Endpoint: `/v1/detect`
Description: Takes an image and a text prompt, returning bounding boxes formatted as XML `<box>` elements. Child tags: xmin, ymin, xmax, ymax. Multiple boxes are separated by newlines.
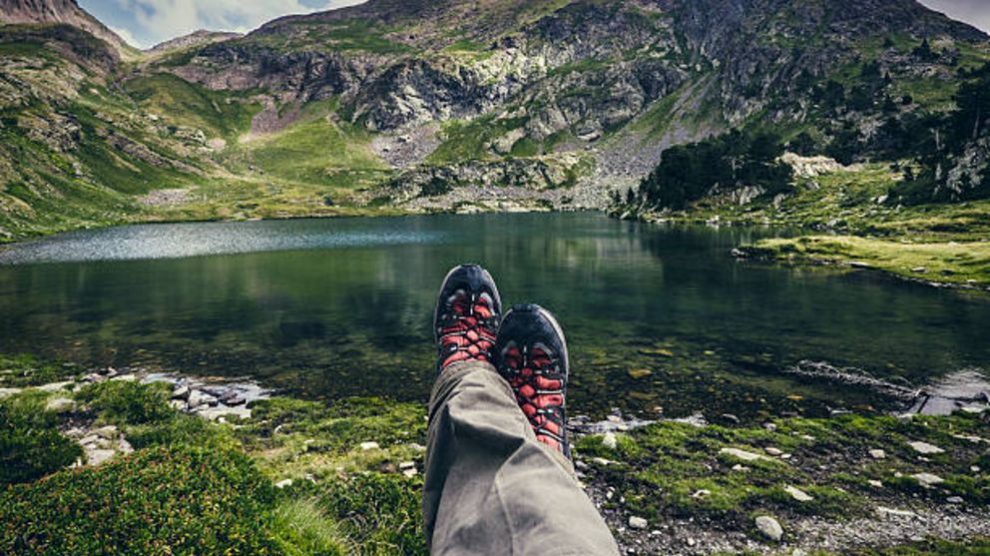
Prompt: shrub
<box><xmin>0</xmin><ymin>392</ymin><xmax>82</xmax><ymax>485</ymax></box>
<box><xmin>0</xmin><ymin>445</ymin><xmax>279</xmax><ymax>554</ymax></box>
<box><xmin>75</xmin><ymin>380</ymin><xmax>175</xmax><ymax>425</ymax></box>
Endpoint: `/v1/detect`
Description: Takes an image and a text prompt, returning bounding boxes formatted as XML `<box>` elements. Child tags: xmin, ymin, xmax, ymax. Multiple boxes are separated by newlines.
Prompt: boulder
<box><xmin>755</xmin><ymin>515</ymin><xmax>783</xmax><ymax>541</ymax></box>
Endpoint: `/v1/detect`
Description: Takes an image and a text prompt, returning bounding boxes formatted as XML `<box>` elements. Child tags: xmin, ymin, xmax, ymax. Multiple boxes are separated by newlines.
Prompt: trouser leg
<box><xmin>423</xmin><ymin>360</ymin><xmax>619</xmax><ymax>556</ymax></box>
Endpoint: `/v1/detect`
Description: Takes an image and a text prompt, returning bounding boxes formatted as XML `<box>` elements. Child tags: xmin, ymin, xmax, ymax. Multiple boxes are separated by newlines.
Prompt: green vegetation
<box><xmin>743</xmin><ymin>235</ymin><xmax>990</xmax><ymax>287</ymax></box>
<box><xmin>577</xmin><ymin>411</ymin><xmax>990</xmax><ymax>522</ymax></box>
<box><xmin>124</xmin><ymin>73</ymin><xmax>261</xmax><ymax>142</ymax></box>
<box><xmin>0</xmin><ymin>445</ymin><xmax>279</xmax><ymax>554</ymax></box>
<box><xmin>228</xmin><ymin>100</ymin><xmax>388</xmax><ymax>189</ymax></box>
<box><xmin>427</xmin><ymin>115</ymin><xmax>528</xmax><ymax>164</ymax></box>
<box><xmin>0</xmin><ymin>354</ymin><xmax>80</xmax><ymax>388</ymax></box>
<box><xmin>0</xmin><ymin>391</ymin><xmax>82</xmax><ymax>485</ymax></box>
<box><xmin>631</xmin><ymin>130</ymin><xmax>793</xmax><ymax>210</ymax></box>
<box><xmin>0</xmin><ymin>377</ymin><xmax>426</xmax><ymax>555</ymax></box>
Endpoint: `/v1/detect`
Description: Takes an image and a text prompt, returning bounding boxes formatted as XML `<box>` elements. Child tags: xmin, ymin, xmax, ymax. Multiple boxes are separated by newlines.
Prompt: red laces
<box><xmin>502</xmin><ymin>343</ymin><xmax>567</xmax><ymax>453</ymax></box>
<box><xmin>438</xmin><ymin>290</ymin><xmax>498</xmax><ymax>371</ymax></box>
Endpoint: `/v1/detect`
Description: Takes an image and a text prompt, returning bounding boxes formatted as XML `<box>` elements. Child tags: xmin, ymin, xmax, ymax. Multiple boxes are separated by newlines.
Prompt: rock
<box><xmin>765</xmin><ymin>447</ymin><xmax>783</xmax><ymax>456</ymax></box>
<box><xmin>947</xmin><ymin>496</ymin><xmax>964</xmax><ymax>504</ymax></box>
<box><xmin>45</xmin><ymin>397</ymin><xmax>75</xmax><ymax>412</ymax></box>
<box><xmin>719</xmin><ymin>413</ymin><xmax>741</xmax><ymax>425</ymax></box>
<box><xmin>399</xmin><ymin>461</ymin><xmax>416</xmax><ymax>470</ymax></box>
<box><xmin>409</xmin><ymin>443</ymin><xmax>427</xmax><ymax>452</ymax></box>
<box><xmin>110</xmin><ymin>374</ymin><xmax>137</xmax><ymax>382</ymax></box>
<box><xmin>907</xmin><ymin>441</ymin><xmax>945</xmax><ymax>455</ymax></box>
<box><xmin>755</xmin><ymin>516</ymin><xmax>783</xmax><ymax>542</ymax></box>
<box><xmin>720</xmin><ymin>447</ymin><xmax>774</xmax><ymax>462</ymax></box>
<box><xmin>87</xmin><ymin>449</ymin><xmax>116</xmax><ymax>466</ymax></box>
<box><xmin>876</xmin><ymin>506</ymin><xmax>918</xmax><ymax>519</ymax></box>
<box><xmin>187</xmin><ymin>389</ymin><xmax>217</xmax><ymax>409</ymax></box>
<box><xmin>731</xmin><ymin>464</ymin><xmax>750</xmax><ymax>472</ymax></box>
<box><xmin>169</xmin><ymin>399</ymin><xmax>188</xmax><ymax>411</ymax></box>
<box><xmin>628</xmin><ymin>516</ymin><xmax>648</xmax><ymax>530</ymax></box>
<box><xmin>275</xmin><ymin>479</ymin><xmax>293</xmax><ymax>489</ymax></box>
<box><xmin>602</xmin><ymin>431</ymin><xmax>618</xmax><ymax>450</ymax></box>
<box><xmin>849</xmin><ymin>261</ymin><xmax>872</xmax><ymax>269</ymax></box>
<box><xmin>37</xmin><ymin>381</ymin><xmax>73</xmax><ymax>392</ymax></box>
<box><xmin>0</xmin><ymin>388</ymin><xmax>23</xmax><ymax>399</ymax></box>
<box><xmin>93</xmin><ymin>425</ymin><xmax>118</xmax><ymax>439</ymax></box>
<box><xmin>360</xmin><ymin>441</ymin><xmax>381</xmax><ymax>451</ymax></box>
<box><xmin>912</xmin><ymin>472</ymin><xmax>944</xmax><ymax>487</ymax></box>
<box><xmin>403</xmin><ymin>468</ymin><xmax>418</xmax><ymax>478</ymax></box>
<box><xmin>784</xmin><ymin>485</ymin><xmax>814</xmax><ymax>502</ymax></box>
<box><xmin>171</xmin><ymin>385</ymin><xmax>190</xmax><ymax>400</ymax></box>
<box><xmin>869</xmin><ymin>449</ymin><xmax>886</xmax><ymax>459</ymax></box>
<box><xmin>868</xmin><ymin>480</ymin><xmax>884</xmax><ymax>489</ymax></box>
<box><xmin>691</xmin><ymin>489</ymin><xmax>711</xmax><ymax>499</ymax></box>
<box><xmin>591</xmin><ymin>457</ymin><xmax>614</xmax><ymax>466</ymax></box>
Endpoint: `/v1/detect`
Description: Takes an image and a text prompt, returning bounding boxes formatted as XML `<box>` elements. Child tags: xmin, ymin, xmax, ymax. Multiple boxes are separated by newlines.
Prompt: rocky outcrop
<box><xmin>0</xmin><ymin>0</ymin><xmax>129</xmax><ymax>55</ymax></box>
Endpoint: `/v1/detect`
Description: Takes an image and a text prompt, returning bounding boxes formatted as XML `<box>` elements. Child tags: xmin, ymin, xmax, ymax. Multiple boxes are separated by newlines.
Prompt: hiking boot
<box><xmin>434</xmin><ymin>264</ymin><xmax>502</xmax><ymax>372</ymax></box>
<box><xmin>495</xmin><ymin>304</ymin><xmax>570</xmax><ymax>457</ymax></box>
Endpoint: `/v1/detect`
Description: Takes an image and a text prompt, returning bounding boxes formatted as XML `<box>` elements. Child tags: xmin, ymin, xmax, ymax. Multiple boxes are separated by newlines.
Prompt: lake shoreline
<box><xmin>3</xmin><ymin>357</ymin><xmax>990</xmax><ymax>554</ymax></box>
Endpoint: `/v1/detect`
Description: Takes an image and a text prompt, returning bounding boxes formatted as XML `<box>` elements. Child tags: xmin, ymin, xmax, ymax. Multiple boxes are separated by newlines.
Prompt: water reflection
<box><xmin>0</xmin><ymin>213</ymin><xmax>987</xmax><ymax>419</ymax></box>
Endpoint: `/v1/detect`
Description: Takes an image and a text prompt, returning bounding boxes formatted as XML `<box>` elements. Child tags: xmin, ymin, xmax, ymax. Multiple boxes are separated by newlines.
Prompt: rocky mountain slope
<box><xmin>0</xmin><ymin>0</ymin><xmax>131</xmax><ymax>55</ymax></box>
<box><xmin>0</xmin><ymin>0</ymin><xmax>988</xmax><ymax>240</ymax></box>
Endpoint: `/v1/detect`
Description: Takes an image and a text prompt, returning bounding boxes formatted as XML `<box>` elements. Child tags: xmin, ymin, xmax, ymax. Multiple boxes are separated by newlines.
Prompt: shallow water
<box><xmin>1</xmin><ymin>213</ymin><xmax>988</xmax><ymax>419</ymax></box>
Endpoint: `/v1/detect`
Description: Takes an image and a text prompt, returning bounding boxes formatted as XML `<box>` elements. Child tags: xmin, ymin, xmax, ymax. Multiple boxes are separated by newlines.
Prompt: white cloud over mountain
<box><xmin>81</xmin><ymin>0</ymin><xmax>367</xmax><ymax>48</ymax></box>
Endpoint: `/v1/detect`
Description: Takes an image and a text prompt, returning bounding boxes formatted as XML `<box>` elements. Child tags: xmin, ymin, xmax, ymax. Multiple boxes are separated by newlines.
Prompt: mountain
<box><xmin>0</xmin><ymin>0</ymin><xmax>131</xmax><ymax>55</ymax></box>
<box><xmin>0</xmin><ymin>0</ymin><xmax>988</xmax><ymax>241</ymax></box>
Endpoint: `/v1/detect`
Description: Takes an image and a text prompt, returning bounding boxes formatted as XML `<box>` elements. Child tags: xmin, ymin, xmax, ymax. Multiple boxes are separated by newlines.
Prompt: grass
<box><xmin>577</xmin><ymin>411</ymin><xmax>990</xmax><ymax>523</ymax></box>
<box><xmin>228</xmin><ymin>100</ymin><xmax>388</xmax><ymax>189</ymax></box>
<box><xmin>426</xmin><ymin>115</ymin><xmax>528</xmax><ymax>164</ymax></box>
<box><xmin>744</xmin><ymin>236</ymin><xmax>990</xmax><ymax>287</ymax></box>
<box><xmin>124</xmin><ymin>73</ymin><xmax>261</xmax><ymax>142</ymax></box>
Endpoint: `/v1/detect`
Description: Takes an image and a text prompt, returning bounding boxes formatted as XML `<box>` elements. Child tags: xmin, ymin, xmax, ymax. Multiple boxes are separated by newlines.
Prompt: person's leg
<box><xmin>424</xmin><ymin>265</ymin><xmax>618</xmax><ymax>555</ymax></box>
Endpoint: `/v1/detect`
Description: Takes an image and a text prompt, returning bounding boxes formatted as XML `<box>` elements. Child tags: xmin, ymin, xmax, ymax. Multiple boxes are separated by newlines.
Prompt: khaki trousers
<box><xmin>424</xmin><ymin>360</ymin><xmax>620</xmax><ymax>555</ymax></box>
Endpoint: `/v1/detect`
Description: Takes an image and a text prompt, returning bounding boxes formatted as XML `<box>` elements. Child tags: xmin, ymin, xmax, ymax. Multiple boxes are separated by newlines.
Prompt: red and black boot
<box><xmin>434</xmin><ymin>264</ymin><xmax>502</xmax><ymax>372</ymax></box>
<box><xmin>495</xmin><ymin>304</ymin><xmax>571</xmax><ymax>458</ymax></box>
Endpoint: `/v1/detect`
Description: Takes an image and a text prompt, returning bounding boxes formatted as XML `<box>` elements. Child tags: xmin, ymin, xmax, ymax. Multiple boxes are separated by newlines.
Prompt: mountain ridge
<box><xmin>0</xmin><ymin>0</ymin><xmax>988</xmax><ymax>241</ymax></box>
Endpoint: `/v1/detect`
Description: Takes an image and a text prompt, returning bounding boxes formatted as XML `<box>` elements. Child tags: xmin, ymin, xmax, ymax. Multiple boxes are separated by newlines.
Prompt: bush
<box><xmin>637</xmin><ymin>130</ymin><xmax>793</xmax><ymax>210</ymax></box>
<box><xmin>0</xmin><ymin>445</ymin><xmax>279</xmax><ymax>554</ymax></box>
<box><xmin>75</xmin><ymin>380</ymin><xmax>175</xmax><ymax>425</ymax></box>
<box><xmin>0</xmin><ymin>393</ymin><xmax>82</xmax><ymax>485</ymax></box>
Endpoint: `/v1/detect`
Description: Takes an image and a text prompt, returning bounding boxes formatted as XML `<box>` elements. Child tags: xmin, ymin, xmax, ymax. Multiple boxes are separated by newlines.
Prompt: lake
<box><xmin>1</xmin><ymin>212</ymin><xmax>988</xmax><ymax>420</ymax></box>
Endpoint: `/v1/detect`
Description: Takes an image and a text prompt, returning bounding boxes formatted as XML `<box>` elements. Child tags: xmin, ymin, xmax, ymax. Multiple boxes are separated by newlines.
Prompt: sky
<box><xmin>79</xmin><ymin>0</ymin><xmax>368</xmax><ymax>48</ymax></box>
<box><xmin>80</xmin><ymin>0</ymin><xmax>989</xmax><ymax>50</ymax></box>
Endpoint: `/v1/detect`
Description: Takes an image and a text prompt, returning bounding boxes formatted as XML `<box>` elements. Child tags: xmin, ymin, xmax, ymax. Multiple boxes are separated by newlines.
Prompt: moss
<box><xmin>318</xmin><ymin>473</ymin><xmax>426</xmax><ymax>555</ymax></box>
<box><xmin>0</xmin><ymin>445</ymin><xmax>279</xmax><ymax>554</ymax></box>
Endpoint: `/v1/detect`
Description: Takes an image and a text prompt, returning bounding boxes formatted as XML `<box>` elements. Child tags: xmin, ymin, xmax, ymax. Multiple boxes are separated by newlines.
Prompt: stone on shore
<box><xmin>628</xmin><ymin>516</ymin><xmax>648</xmax><ymax>530</ymax></box>
<box><xmin>755</xmin><ymin>515</ymin><xmax>783</xmax><ymax>541</ymax></box>
<box><xmin>784</xmin><ymin>485</ymin><xmax>814</xmax><ymax>502</ymax></box>
<box><xmin>907</xmin><ymin>441</ymin><xmax>945</xmax><ymax>455</ymax></box>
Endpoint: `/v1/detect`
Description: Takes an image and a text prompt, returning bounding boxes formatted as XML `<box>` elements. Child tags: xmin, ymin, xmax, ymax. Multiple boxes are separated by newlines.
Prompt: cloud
<box><xmin>109</xmin><ymin>24</ymin><xmax>141</xmax><ymax>48</ymax></box>
<box><xmin>918</xmin><ymin>0</ymin><xmax>990</xmax><ymax>34</ymax></box>
<box><xmin>96</xmin><ymin>0</ymin><xmax>368</xmax><ymax>48</ymax></box>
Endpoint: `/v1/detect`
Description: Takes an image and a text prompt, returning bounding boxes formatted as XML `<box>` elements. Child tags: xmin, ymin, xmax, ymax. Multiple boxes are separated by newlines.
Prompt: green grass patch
<box><xmin>745</xmin><ymin>235</ymin><xmax>990</xmax><ymax>287</ymax></box>
<box><xmin>0</xmin><ymin>391</ymin><xmax>82</xmax><ymax>485</ymax></box>
<box><xmin>124</xmin><ymin>73</ymin><xmax>260</xmax><ymax>142</ymax></box>
<box><xmin>0</xmin><ymin>445</ymin><xmax>279</xmax><ymax>554</ymax></box>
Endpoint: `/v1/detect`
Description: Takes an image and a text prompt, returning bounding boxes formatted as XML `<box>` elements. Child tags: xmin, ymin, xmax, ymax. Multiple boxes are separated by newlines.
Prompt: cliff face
<box><xmin>0</xmin><ymin>0</ymin><xmax>988</xmax><ymax>236</ymax></box>
<box><xmin>0</xmin><ymin>0</ymin><xmax>129</xmax><ymax>54</ymax></box>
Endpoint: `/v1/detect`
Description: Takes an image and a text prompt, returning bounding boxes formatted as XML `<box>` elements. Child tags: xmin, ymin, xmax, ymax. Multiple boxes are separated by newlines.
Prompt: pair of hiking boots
<box><xmin>434</xmin><ymin>264</ymin><xmax>570</xmax><ymax>457</ymax></box>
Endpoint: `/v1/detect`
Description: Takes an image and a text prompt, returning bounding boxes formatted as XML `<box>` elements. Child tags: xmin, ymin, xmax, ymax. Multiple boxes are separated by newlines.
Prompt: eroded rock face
<box><xmin>0</xmin><ymin>0</ymin><xmax>129</xmax><ymax>55</ymax></box>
